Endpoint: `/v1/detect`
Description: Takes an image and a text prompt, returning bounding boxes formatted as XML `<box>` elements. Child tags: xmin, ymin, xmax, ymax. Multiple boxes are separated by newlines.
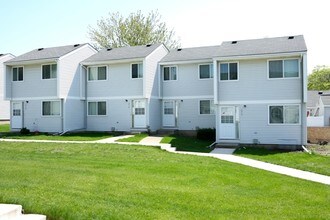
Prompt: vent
<box><xmin>177</xmin><ymin>48</ymin><xmax>182</xmax><ymax>51</ymax></box>
<box><xmin>38</xmin><ymin>48</ymin><xmax>44</xmax><ymax>51</ymax></box>
<box><xmin>74</xmin><ymin>44</ymin><xmax>80</xmax><ymax>47</ymax></box>
<box><xmin>288</xmin><ymin>36</ymin><xmax>294</xmax><ymax>39</ymax></box>
<box><xmin>318</xmin><ymin>91</ymin><xmax>323</xmax><ymax>95</ymax></box>
<box><xmin>231</xmin><ymin>41</ymin><xmax>237</xmax><ymax>44</ymax></box>
<box><xmin>107</xmin><ymin>48</ymin><xmax>112</xmax><ymax>51</ymax></box>
<box><xmin>0</xmin><ymin>54</ymin><xmax>3</xmax><ymax>56</ymax></box>
<box><xmin>146</xmin><ymin>44</ymin><xmax>152</xmax><ymax>47</ymax></box>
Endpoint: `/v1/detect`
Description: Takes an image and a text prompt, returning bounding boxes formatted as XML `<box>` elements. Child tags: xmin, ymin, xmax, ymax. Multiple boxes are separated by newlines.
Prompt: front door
<box><xmin>132</xmin><ymin>100</ymin><xmax>146</xmax><ymax>128</ymax></box>
<box><xmin>12</xmin><ymin>102</ymin><xmax>23</xmax><ymax>129</ymax></box>
<box><xmin>163</xmin><ymin>101</ymin><xmax>176</xmax><ymax>127</ymax></box>
<box><xmin>219</xmin><ymin>106</ymin><xmax>236</xmax><ymax>139</ymax></box>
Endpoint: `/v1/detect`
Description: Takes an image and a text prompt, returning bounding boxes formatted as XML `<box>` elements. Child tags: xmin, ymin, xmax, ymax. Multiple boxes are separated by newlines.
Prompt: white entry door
<box><xmin>219</xmin><ymin>106</ymin><xmax>236</xmax><ymax>139</ymax></box>
<box><xmin>12</xmin><ymin>102</ymin><xmax>23</xmax><ymax>129</ymax></box>
<box><xmin>163</xmin><ymin>101</ymin><xmax>176</xmax><ymax>127</ymax></box>
<box><xmin>132</xmin><ymin>100</ymin><xmax>146</xmax><ymax>128</ymax></box>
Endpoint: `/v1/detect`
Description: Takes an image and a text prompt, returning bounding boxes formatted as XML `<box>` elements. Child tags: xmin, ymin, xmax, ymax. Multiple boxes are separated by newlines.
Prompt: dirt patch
<box><xmin>307</xmin><ymin>145</ymin><xmax>330</xmax><ymax>156</ymax></box>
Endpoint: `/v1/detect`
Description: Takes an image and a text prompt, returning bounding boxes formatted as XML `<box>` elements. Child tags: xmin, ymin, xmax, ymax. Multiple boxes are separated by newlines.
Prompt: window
<box><xmin>132</xmin><ymin>63</ymin><xmax>143</xmax><ymax>78</ymax></box>
<box><xmin>13</xmin><ymin>67</ymin><xmax>23</xmax><ymax>81</ymax></box>
<box><xmin>88</xmin><ymin>66</ymin><xmax>107</xmax><ymax>81</ymax></box>
<box><xmin>200</xmin><ymin>100</ymin><xmax>215</xmax><ymax>114</ymax></box>
<box><xmin>88</xmin><ymin>101</ymin><xmax>106</xmax><ymax>116</ymax></box>
<box><xmin>163</xmin><ymin>66</ymin><xmax>177</xmax><ymax>81</ymax></box>
<box><xmin>220</xmin><ymin>63</ymin><xmax>238</xmax><ymax>80</ymax></box>
<box><xmin>269</xmin><ymin>105</ymin><xmax>299</xmax><ymax>124</ymax></box>
<box><xmin>269</xmin><ymin>59</ymin><xmax>299</xmax><ymax>78</ymax></box>
<box><xmin>42</xmin><ymin>64</ymin><xmax>57</xmax><ymax>79</ymax></box>
<box><xmin>42</xmin><ymin>101</ymin><xmax>60</xmax><ymax>116</ymax></box>
<box><xmin>199</xmin><ymin>64</ymin><xmax>213</xmax><ymax>79</ymax></box>
<box><xmin>133</xmin><ymin>100</ymin><xmax>145</xmax><ymax>115</ymax></box>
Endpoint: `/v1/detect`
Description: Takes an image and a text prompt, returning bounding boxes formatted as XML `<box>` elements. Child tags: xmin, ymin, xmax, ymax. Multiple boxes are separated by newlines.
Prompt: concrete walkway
<box><xmin>1</xmin><ymin>135</ymin><xmax>329</xmax><ymax>185</ymax></box>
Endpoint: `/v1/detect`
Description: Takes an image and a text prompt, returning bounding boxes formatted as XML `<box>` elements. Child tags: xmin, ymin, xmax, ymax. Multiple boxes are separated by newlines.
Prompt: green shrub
<box><xmin>196</xmin><ymin>128</ymin><xmax>215</xmax><ymax>141</ymax></box>
<box><xmin>20</xmin><ymin>127</ymin><xmax>30</xmax><ymax>135</ymax></box>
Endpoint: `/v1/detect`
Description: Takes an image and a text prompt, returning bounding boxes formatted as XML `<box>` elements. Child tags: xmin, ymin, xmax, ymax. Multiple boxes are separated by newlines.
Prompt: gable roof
<box><xmin>308</xmin><ymin>90</ymin><xmax>330</xmax><ymax>107</ymax></box>
<box><xmin>160</xmin><ymin>45</ymin><xmax>221</xmax><ymax>63</ymax></box>
<box><xmin>321</xmin><ymin>95</ymin><xmax>330</xmax><ymax>106</ymax></box>
<box><xmin>5</xmin><ymin>43</ymin><xmax>89</xmax><ymax>64</ymax></box>
<box><xmin>83</xmin><ymin>43</ymin><xmax>166</xmax><ymax>64</ymax></box>
<box><xmin>216</xmin><ymin>35</ymin><xmax>307</xmax><ymax>58</ymax></box>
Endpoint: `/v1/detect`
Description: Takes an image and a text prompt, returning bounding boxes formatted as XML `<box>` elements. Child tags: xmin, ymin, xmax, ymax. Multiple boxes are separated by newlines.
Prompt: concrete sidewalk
<box><xmin>1</xmin><ymin>135</ymin><xmax>329</xmax><ymax>185</ymax></box>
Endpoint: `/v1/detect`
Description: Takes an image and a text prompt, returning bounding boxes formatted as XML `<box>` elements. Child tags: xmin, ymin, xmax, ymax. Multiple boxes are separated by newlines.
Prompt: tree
<box><xmin>308</xmin><ymin>65</ymin><xmax>330</xmax><ymax>90</ymax></box>
<box><xmin>88</xmin><ymin>10</ymin><xmax>180</xmax><ymax>50</ymax></box>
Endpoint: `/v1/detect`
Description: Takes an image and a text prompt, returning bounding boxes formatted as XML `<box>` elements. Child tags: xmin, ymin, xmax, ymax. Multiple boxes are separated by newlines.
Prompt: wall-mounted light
<box><xmin>26</xmin><ymin>101</ymin><xmax>29</xmax><ymax>103</ymax></box>
<box><xmin>125</xmin><ymin>99</ymin><xmax>128</xmax><ymax>102</ymax></box>
<box><xmin>181</xmin><ymin>100</ymin><xmax>183</xmax><ymax>102</ymax></box>
<box><xmin>243</xmin><ymin>105</ymin><xmax>246</xmax><ymax>108</ymax></box>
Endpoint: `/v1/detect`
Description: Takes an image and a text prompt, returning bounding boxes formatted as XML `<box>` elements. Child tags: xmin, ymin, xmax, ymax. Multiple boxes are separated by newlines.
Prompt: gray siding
<box><xmin>0</xmin><ymin>55</ymin><xmax>14</xmax><ymax>119</ymax></box>
<box><xmin>59</xmin><ymin>45</ymin><xmax>96</xmax><ymax>98</ymax></box>
<box><xmin>323</xmin><ymin>106</ymin><xmax>330</xmax><ymax>126</ymax></box>
<box><xmin>162</xmin><ymin>63</ymin><xmax>214</xmax><ymax>97</ymax></box>
<box><xmin>64</xmin><ymin>99</ymin><xmax>85</xmax><ymax>131</ymax></box>
<box><xmin>5</xmin><ymin>66</ymin><xmax>11</xmax><ymax>99</ymax></box>
<box><xmin>87</xmin><ymin>63</ymin><xmax>143</xmax><ymax>98</ymax></box>
<box><xmin>218</xmin><ymin>57</ymin><xmax>302</xmax><ymax>102</ymax></box>
<box><xmin>11</xmin><ymin>64</ymin><xmax>57</xmax><ymax>98</ymax></box>
<box><xmin>148</xmin><ymin>98</ymin><xmax>161</xmax><ymax>131</ymax></box>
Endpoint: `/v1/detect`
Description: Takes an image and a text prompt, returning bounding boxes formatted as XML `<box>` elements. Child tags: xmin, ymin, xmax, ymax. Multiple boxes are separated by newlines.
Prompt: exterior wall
<box><xmin>87</xmin><ymin>99</ymin><xmax>131</xmax><ymax>131</ymax></box>
<box><xmin>0</xmin><ymin>55</ymin><xmax>14</xmax><ymax>120</ymax></box>
<box><xmin>87</xmin><ymin>63</ymin><xmax>143</xmax><ymax>98</ymax></box>
<box><xmin>217</xmin><ymin>57</ymin><xmax>302</xmax><ymax>102</ymax></box>
<box><xmin>162</xmin><ymin>63</ymin><xmax>214</xmax><ymax>97</ymax></box>
<box><xmin>324</xmin><ymin>106</ymin><xmax>330</xmax><ymax>126</ymax></box>
<box><xmin>64</xmin><ymin>99</ymin><xmax>85</xmax><ymax>131</ymax></box>
<box><xmin>12</xmin><ymin>99</ymin><xmax>62</xmax><ymax>132</ymax></box>
<box><xmin>144</xmin><ymin>45</ymin><xmax>168</xmax><ymax>98</ymax></box>
<box><xmin>10</xmin><ymin>64</ymin><xmax>57</xmax><ymax>98</ymax></box>
<box><xmin>308</xmin><ymin>127</ymin><xmax>330</xmax><ymax>143</ymax></box>
<box><xmin>148</xmin><ymin>98</ymin><xmax>161</xmax><ymax>131</ymax></box>
<box><xmin>59</xmin><ymin>45</ymin><xmax>96</xmax><ymax>98</ymax></box>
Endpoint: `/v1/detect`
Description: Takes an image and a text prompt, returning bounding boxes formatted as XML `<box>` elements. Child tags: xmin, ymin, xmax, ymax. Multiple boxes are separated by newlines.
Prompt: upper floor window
<box><xmin>199</xmin><ymin>64</ymin><xmax>213</xmax><ymax>79</ymax></box>
<box><xmin>200</xmin><ymin>100</ymin><xmax>215</xmax><ymax>115</ymax></box>
<box><xmin>132</xmin><ymin>63</ymin><xmax>143</xmax><ymax>79</ymax></box>
<box><xmin>269</xmin><ymin>59</ymin><xmax>299</xmax><ymax>78</ymax></box>
<box><xmin>42</xmin><ymin>64</ymin><xmax>57</xmax><ymax>79</ymax></box>
<box><xmin>42</xmin><ymin>101</ymin><xmax>61</xmax><ymax>116</ymax></box>
<box><xmin>88</xmin><ymin>101</ymin><xmax>106</xmax><ymax>116</ymax></box>
<box><xmin>220</xmin><ymin>63</ymin><xmax>238</xmax><ymax>81</ymax></box>
<box><xmin>269</xmin><ymin>105</ymin><xmax>300</xmax><ymax>124</ymax></box>
<box><xmin>13</xmin><ymin>67</ymin><xmax>23</xmax><ymax>81</ymax></box>
<box><xmin>163</xmin><ymin>66</ymin><xmax>177</xmax><ymax>81</ymax></box>
<box><xmin>88</xmin><ymin>66</ymin><xmax>107</xmax><ymax>81</ymax></box>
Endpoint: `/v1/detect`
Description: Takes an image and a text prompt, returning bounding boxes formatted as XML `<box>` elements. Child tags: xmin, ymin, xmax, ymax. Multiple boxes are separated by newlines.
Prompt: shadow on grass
<box><xmin>234</xmin><ymin>146</ymin><xmax>295</xmax><ymax>156</ymax></box>
<box><xmin>161</xmin><ymin>135</ymin><xmax>213</xmax><ymax>153</ymax></box>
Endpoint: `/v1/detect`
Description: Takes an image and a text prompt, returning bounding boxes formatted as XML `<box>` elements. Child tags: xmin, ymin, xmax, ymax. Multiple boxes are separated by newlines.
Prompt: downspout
<box><xmin>213</xmin><ymin>59</ymin><xmax>219</xmax><ymax>142</ymax></box>
<box><xmin>301</xmin><ymin>53</ymin><xmax>308</xmax><ymax>149</ymax></box>
<box><xmin>82</xmin><ymin>65</ymin><xmax>88</xmax><ymax>130</ymax></box>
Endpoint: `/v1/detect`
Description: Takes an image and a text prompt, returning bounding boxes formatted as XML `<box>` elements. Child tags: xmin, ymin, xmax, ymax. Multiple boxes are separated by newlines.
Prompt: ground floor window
<box><xmin>88</xmin><ymin>101</ymin><xmax>106</xmax><ymax>116</ymax></box>
<box><xmin>42</xmin><ymin>101</ymin><xmax>61</xmax><ymax>116</ymax></box>
<box><xmin>200</xmin><ymin>100</ymin><xmax>215</xmax><ymax>114</ymax></box>
<box><xmin>269</xmin><ymin>105</ymin><xmax>300</xmax><ymax>124</ymax></box>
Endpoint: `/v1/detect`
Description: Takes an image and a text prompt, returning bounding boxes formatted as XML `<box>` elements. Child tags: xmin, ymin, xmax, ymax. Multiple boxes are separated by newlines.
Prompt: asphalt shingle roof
<box><xmin>6</xmin><ymin>43</ymin><xmax>88</xmax><ymax>63</ymax></box>
<box><xmin>83</xmin><ymin>43</ymin><xmax>165</xmax><ymax>63</ymax></box>
<box><xmin>160</xmin><ymin>45</ymin><xmax>221</xmax><ymax>63</ymax></box>
<box><xmin>217</xmin><ymin>35</ymin><xmax>307</xmax><ymax>57</ymax></box>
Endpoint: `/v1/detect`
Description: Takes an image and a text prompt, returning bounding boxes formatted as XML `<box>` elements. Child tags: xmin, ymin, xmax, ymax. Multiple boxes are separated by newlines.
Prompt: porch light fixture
<box><xmin>125</xmin><ymin>99</ymin><xmax>128</xmax><ymax>102</ymax></box>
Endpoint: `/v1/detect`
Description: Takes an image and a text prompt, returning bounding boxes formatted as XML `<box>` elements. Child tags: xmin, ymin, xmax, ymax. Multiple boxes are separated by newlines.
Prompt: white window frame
<box><xmin>268</xmin><ymin>104</ymin><xmax>301</xmax><ymax>125</ymax></box>
<box><xmin>219</xmin><ymin>62</ymin><xmax>239</xmax><ymax>81</ymax></box>
<box><xmin>12</xmin><ymin>66</ymin><xmax>24</xmax><ymax>82</ymax></box>
<box><xmin>41</xmin><ymin>100</ymin><xmax>61</xmax><ymax>117</ymax></box>
<box><xmin>199</xmin><ymin>100</ymin><xmax>215</xmax><ymax>115</ymax></box>
<box><xmin>41</xmin><ymin>63</ymin><xmax>57</xmax><ymax>80</ymax></box>
<box><xmin>131</xmin><ymin>63</ymin><xmax>143</xmax><ymax>79</ymax></box>
<box><xmin>87</xmin><ymin>66</ymin><xmax>108</xmax><ymax>81</ymax></box>
<box><xmin>198</xmin><ymin>63</ymin><xmax>213</xmax><ymax>79</ymax></box>
<box><xmin>163</xmin><ymin>66</ymin><xmax>178</xmax><ymax>81</ymax></box>
<box><xmin>87</xmin><ymin>101</ymin><xmax>107</xmax><ymax>116</ymax></box>
<box><xmin>267</xmin><ymin>58</ymin><xmax>300</xmax><ymax>80</ymax></box>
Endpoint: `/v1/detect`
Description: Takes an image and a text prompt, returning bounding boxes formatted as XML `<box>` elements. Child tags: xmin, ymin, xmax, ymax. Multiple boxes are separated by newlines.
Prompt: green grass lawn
<box><xmin>0</xmin><ymin>124</ymin><xmax>10</xmax><ymax>132</ymax></box>
<box><xmin>234</xmin><ymin>147</ymin><xmax>330</xmax><ymax>176</ymax></box>
<box><xmin>0</xmin><ymin>131</ymin><xmax>117</xmax><ymax>141</ymax></box>
<box><xmin>116</xmin><ymin>133</ymin><xmax>148</xmax><ymax>142</ymax></box>
<box><xmin>161</xmin><ymin>135</ymin><xmax>213</xmax><ymax>153</ymax></box>
<box><xmin>0</xmin><ymin>142</ymin><xmax>328</xmax><ymax>219</ymax></box>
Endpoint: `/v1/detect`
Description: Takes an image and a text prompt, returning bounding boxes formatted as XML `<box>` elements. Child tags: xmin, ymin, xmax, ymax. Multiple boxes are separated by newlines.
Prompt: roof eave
<box><xmin>81</xmin><ymin>57</ymin><xmax>144</xmax><ymax>66</ymax></box>
<box><xmin>213</xmin><ymin>51</ymin><xmax>307</xmax><ymax>61</ymax></box>
<box><xmin>159</xmin><ymin>58</ymin><xmax>213</xmax><ymax>65</ymax></box>
<box><xmin>5</xmin><ymin>58</ymin><xmax>58</xmax><ymax>66</ymax></box>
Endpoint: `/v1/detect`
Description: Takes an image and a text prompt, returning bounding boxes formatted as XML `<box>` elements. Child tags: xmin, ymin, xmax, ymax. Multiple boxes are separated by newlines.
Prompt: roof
<box><xmin>160</xmin><ymin>45</ymin><xmax>221</xmax><ymax>63</ymax></box>
<box><xmin>307</xmin><ymin>90</ymin><xmax>330</xmax><ymax>107</ymax></box>
<box><xmin>216</xmin><ymin>35</ymin><xmax>307</xmax><ymax>57</ymax></box>
<box><xmin>321</xmin><ymin>94</ymin><xmax>330</xmax><ymax>106</ymax></box>
<box><xmin>6</xmin><ymin>43</ymin><xmax>89</xmax><ymax>63</ymax></box>
<box><xmin>83</xmin><ymin>43</ymin><xmax>165</xmax><ymax>63</ymax></box>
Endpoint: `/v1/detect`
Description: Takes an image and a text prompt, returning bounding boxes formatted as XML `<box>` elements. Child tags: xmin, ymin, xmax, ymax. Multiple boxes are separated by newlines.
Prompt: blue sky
<box><xmin>0</xmin><ymin>0</ymin><xmax>329</xmax><ymax>73</ymax></box>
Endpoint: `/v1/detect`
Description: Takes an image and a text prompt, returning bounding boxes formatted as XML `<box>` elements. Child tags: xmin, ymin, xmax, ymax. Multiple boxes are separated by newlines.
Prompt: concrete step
<box><xmin>17</xmin><ymin>214</ymin><xmax>46</xmax><ymax>220</ymax></box>
<box><xmin>0</xmin><ymin>204</ymin><xmax>22</xmax><ymax>219</ymax></box>
<box><xmin>157</xmin><ymin>129</ymin><xmax>178</xmax><ymax>135</ymax></box>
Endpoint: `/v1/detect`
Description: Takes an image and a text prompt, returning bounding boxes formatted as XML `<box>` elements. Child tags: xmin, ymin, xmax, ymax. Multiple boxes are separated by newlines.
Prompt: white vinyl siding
<box><xmin>131</xmin><ymin>63</ymin><xmax>143</xmax><ymax>78</ymax></box>
<box><xmin>163</xmin><ymin>66</ymin><xmax>177</xmax><ymax>81</ymax></box>
<box><xmin>88</xmin><ymin>66</ymin><xmax>107</xmax><ymax>81</ymax></box>
<box><xmin>269</xmin><ymin>105</ymin><xmax>300</xmax><ymax>124</ymax></box>
<box><xmin>88</xmin><ymin>101</ymin><xmax>106</xmax><ymax>116</ymax></box>
<box><xmin>13</xmin><ymin>67</ymin><xmax>23</xmax><ymax>81</ymax></box>
<box><xmin>199</xmin><ymin>64</ymin><xmax>213</xmax><ymax>79</ymax></box>
<box><xmin>220</xmin><ymin>63</ymin><xmax>238</xmax><ymax>81</ymax></box>
<box><xmin>42</xmin><ymin>101</ymin><xmax>61</xmax><ymax>116</ymax></box>
<box><xmin>269</xmin><ymin>59</ymin><xmax>299</xmax><ymax>78</ymax></box>
<box><xmin>200</xmin><ymin>100</ymin><xmax>215</xmax><ymax>114</ymax></box>
<box><xmin>42</xmin><ymin>64</ymin><xmax>57</xmax><ymax>79</ymax></box>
